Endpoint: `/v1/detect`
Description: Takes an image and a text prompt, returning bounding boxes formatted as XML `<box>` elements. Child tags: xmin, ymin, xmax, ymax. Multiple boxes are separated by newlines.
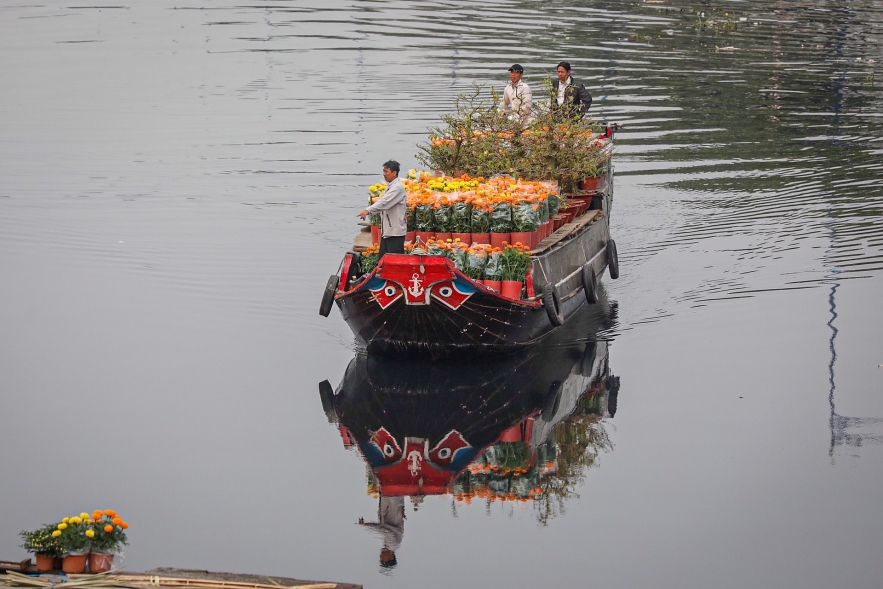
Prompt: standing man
<box><xmin>499</xmin><ymin>63</ymin><xmax>533</xmax><ymax>123</ymax></box>
<box><xmin>358</xmin><ymin>160</ymin><xmax>407</xmax><ymax>257</ymax></box>
<box><xmin>550</xmin><ymin>61</ymin><xmax>592</xmax><ymax>118</ymax></box>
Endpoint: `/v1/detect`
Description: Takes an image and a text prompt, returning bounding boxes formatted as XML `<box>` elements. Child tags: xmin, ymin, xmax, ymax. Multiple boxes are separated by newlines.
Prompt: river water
<box><xmin>2</xmin><ymin>1</ymin><xmax>883</xmax><ymax>588</ymax></box>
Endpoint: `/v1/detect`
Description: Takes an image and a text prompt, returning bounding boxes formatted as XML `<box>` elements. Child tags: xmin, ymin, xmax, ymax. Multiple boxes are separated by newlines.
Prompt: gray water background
<box><xmin>2</xmin><ymin>1</ymin><xmax>883</xmax><ymax>587</ymax></box>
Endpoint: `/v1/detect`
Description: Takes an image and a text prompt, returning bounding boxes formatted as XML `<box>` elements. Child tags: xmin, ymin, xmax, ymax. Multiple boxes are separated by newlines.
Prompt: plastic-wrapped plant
<box><xmin>489</xmin><ymin>200</ymin><xmax>513</xmax><ymax>233</ymax></box>
<box><xmin>512</xmin><ymin>202</ymin><xmax>541</xmax><ymax>232</ymax></box>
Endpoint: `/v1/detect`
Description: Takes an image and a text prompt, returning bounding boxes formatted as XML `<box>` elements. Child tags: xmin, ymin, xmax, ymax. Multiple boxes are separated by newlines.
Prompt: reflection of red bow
<box><xmin>369</xmin><ymin>427</ymin><xmax>402</xmax><ymax>462</ymax></box>
<box><xmin>429</xmin><ymin>430</ymin><xmax>471</xmax><ymax>465</ymax></box>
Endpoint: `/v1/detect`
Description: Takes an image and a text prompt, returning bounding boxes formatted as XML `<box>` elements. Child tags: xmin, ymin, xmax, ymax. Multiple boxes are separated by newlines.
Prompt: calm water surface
<box><xmin>2</xmin><ymin>1</ymin><xmax>883</xmax><ymax>588</ymax></box>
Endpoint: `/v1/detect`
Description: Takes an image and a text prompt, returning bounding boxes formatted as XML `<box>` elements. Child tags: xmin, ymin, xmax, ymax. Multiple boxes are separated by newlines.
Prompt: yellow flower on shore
<box><xmin>52</xmin><ymin>530</ymin><xmax>62</xmax><ymax>538</ymax></box>
<box><xmin>62</xmin><ymin>518</ymin><xmax>70</xmax><ymax>524</ymax></box>
<box><xmin>79</xmin><ymin>512</ymin><xmax>89</xmax><ymax>520</ymax></box>
<box><xmin>85</xmin><ymin>529</ymin><xmax>95</xmax><ymax>538</ymax></box>
<box><xmin>70</xmin><ymin>516</ymin><xmax>82</xmax><ymax>524</ymax></box>
<box><xmin>57</xmin><ymin>523</ymin><xmax>68</xmax><ymax>530</ymax></box>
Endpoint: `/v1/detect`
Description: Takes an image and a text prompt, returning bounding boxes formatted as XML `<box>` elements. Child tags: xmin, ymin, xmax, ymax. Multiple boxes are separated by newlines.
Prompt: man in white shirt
<box><xmin>358</xmin><ymin>160</ymin><xmax>407</xmax><ymax>256</ymax></box>
<box><xmin>499</xmin><ymin>63</ymin><xmax>533</xmax><ymax>123</ymax></box>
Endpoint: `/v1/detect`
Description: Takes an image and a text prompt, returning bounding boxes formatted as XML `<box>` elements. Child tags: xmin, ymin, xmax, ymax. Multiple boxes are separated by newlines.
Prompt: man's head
<box><xmin>556</xmin><ymin>61</ymin><xmax>571</xmax><ymax>83</ymax></box>
<box><xmin>382</xmin><ymin>160</ymin><xmax>400</xmax><ymax>182</ymax></box>
<box><xmin>380</xmin><ymin>549</ymin><xmax>397</xmax><ymax>568</ymax></box>
<box><xmin>508</xmin><ymin>63</ymin><xmax>524</xmax><ymax>84</ymax></box>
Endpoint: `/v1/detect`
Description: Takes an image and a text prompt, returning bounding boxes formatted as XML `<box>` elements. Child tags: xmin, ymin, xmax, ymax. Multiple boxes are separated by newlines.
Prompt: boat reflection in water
<box><xmin>319</xmin><ymin>305</ymin><xmax>621</xmax><ymax>569</ymax></box>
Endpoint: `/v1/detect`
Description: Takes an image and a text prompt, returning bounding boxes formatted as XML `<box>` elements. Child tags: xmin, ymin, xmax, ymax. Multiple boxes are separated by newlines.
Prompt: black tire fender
<box><xmin>607</xmin><ymin>238</ymin><xmax>620</xmax><ymax>279</ymax></box>
<box><xmin>542</xmin><ymin>283</ymin><xmax>564</xmax><ymax>327</ymax></box>
<box><xmin>541</xmin><ymin>380</ymin><xmax>563</xmax><ymax>421</ymax></box>
<box><xmin>319</xmin><ymin>275</ymin><xmax>339</xmax><ymax>317</ymax></box>
<box><xmin>581</xmin><ymin>264</ymin><xmax>598</xmax><ymax>304</ymax></box>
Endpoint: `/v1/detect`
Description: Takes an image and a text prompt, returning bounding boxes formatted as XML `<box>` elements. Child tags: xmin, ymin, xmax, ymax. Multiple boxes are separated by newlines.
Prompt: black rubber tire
<box><xmin>319</xmin><ymin>275</ymin><xmax>339</xmax><ymax>317</ymax></box>
<box><xmin>581</xmin><ymin>264</ymin><xmax>598</xmax><ymax>304</ymax></box>
<box><xmin>541</xmin><ymin>380</ymin><xmax>563</xmax><ymax>421</ymax></box>
<box><xmin>607</xmin><ymin>238</ymin><xmax>620</xmax><ymax>279</ymax></box>
<box><xmin>542</xmin><ymin>283</ymin><xmax>564</xmax><ymax>327</ymax></box>
<box><xmin>318</xmin><ymin>380</ymin><xmax>335</xmax><ymax>422</ymax></box>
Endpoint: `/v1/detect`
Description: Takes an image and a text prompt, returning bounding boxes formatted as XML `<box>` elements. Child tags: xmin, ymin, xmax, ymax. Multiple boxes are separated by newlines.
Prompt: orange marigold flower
<box><xmin>104</xmin><ymin>509</ymin><xmax>116</xmax><ymax>517</ymax></box>
<box><xmin>92</xmin><ymin>510</ymin><xmax>103</xmax><ymax>521</ymax></box>
<box><xmin>104</xmin><ymin>525</ymin><xmax>114</xmax><ymax>533</ymax></box>
<box><xmin>112</xmin><ymin>516</ymin><xmax>122</xmax><ymax>525</ymax></box>
<box><xmin>120</xmin><ymin>522</ymin><xmax>129</xmax><ymax>529</ymax></box>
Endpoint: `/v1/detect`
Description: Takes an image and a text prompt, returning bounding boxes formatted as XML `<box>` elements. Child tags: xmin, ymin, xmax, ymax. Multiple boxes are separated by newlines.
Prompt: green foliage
<box><xmin>416</xmin><ymin>82</ymin><xmax>611</xmax><ymax>192</ymax></box>
<box><xmin>19</xmin><ymin>525</ymin><xmax>63</xmax><ymax>557</ymax></box>
<box><xmin>500</xmin><ymin>245</ymin><xmax>532</xmax><ymax>281</ymax></box>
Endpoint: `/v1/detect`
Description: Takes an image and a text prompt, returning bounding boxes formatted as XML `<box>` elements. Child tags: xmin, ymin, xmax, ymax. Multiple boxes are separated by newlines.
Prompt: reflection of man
<box><xmin>550</xmin><ymin>61</ymin><xmax>592</xmax><ymax>118</ymax></box>
<box><xmin>358</xmin><ymin>495</ymin><xmax>405</xmax><ymax>569</ymax></box>
<box><xmin>499</xmin><ymin>63</ymin><xmax>532</xmax><ymax>122</ymax></box>
<box><xmin>358</xmin><ymin>160</ymin><xmax>407</xmax><ymax>257</ymax></box>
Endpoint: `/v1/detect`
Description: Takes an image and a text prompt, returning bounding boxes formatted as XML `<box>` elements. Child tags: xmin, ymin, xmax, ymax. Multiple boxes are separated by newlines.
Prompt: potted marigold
<box><xmin>20</xmin><ymin>525</ymin><xmax>63</xmax><ymax>572</ymax></box>
<box><xmin>86</xmin><ymin>509</ymin><xmax>129</xmax><ymax>573</ymax></box>
<box><xmin>500</xmin><ymin>243</ymin><xmax>532</xmax><ymax>300</ymax></box>
<box><xmin>52</xmin><ymin>515</ymin><xmax>91</xmax><ymax>573</ymax></box>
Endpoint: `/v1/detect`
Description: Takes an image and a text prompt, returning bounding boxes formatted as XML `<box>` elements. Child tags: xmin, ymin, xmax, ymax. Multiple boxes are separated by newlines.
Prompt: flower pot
<box><xmin>484</xmin><ymin>279</ymin><xmax>502</xmax><ymax>293</ymax></box>
<box><xmin>490</xmin><ymin>232</ymin><xmax>510</xmax><ymax>249</ymax></box>
<box><xmin>500</xmin><ymin>280</ymin><xmax>523</xmax><ymax>300</ymax></box>
<box><xmin>510</xmin><ymin>231</ymin><xmax>533</xmax><ymax>250</ymax></box>
<box><xmin>415</xmin><ymin>231</ymin><xmax>434</xmax><ymax>245</ymax></box>
<box><xmin>405</xmin><ymin>231</ymin><xmax>416</xmax><ymax>245</ymax></box>
<box><xmin>370</xmin><ymin>225</ymin><xmax>381</xmax><ymax>245</ymax></box>
<box><xmin>452</xmin><ymin>232</ymin><xmax>471</xmax><ymax>245</ymax></box>
<box><xmin>471</xmin><ymin>232</ymin><xmax>490</xmax><ymax>245</ymax></box>
<box><xmin>89</xmin><ymin>552</ymin><xmax>114</xmax><ymax>574</ymax></box>
<box><xmin>580</xmin><ymin>176</ymin><xmax>601</xmax><ymax>191</ymax></box>
<box><xmin>434</xmin><ymin>231</ymin><xmax>452</xmax><ymax>243</ymax></box>
<box><xmin>35</xmin><ymin>553</ymin><xmax>56</xmax><ymax>572</ymax></box>
<box><xmin>553</xmin><ymin>214</ymin><xmax>567</xmax><ymax>230</ymax></box>
<box><xmin>62</xmin><ymin>553</ymin><xmax>88</xmax><ymax>574</ymax></box>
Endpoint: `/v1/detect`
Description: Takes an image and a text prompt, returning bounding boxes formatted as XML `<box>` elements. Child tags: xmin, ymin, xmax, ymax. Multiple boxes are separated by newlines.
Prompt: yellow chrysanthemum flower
<box><xmin>52</xmin><ymin>530</ymin><xmax>62</xmax><ymax>538</ymax></box>
<box><xmin>57</xmin><ymin>523</ymin><xmax>68</xmax><ymax>530</ymax></box>
<box><xmin>70</xmin><ymin>516</ymin><xmax>82</xmax><ymax>524</ymax></box>
<box><xmin>62</xmin><ymin>518</ymin><xmax>70</xmax><ymax>524</ymax></box>
<box><xmin>79</xmin><ymin>512</ymin><xmax>89</xmax><ymax>520</ymax></box>
<box><xmin>85</xmin><ymin>529</ymin><xmax>95</xmax><ymax>538</ymax></box>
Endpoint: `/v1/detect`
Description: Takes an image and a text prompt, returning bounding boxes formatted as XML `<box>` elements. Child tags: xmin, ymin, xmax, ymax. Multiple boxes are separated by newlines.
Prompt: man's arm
<box><xmin>366</xmin><ymin>181</ymin><xmax>405</xmax><ymax>213</ymax></box>
<box><xmin>520</xmin><ymin>84</ymin><xmax>533</xmax><ymax>114</ymax></box>
<box><xmin>576</xmin><ymin>83</ymin><xmax>592</xmax><ymax>115</ymax></box>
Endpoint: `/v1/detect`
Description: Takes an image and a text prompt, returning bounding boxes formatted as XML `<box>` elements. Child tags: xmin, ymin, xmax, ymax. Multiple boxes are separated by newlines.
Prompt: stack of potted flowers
<box><xmin>39</xmin><ymin>509</ymin><xmax>130</xmax><ymax>573</ymax></box>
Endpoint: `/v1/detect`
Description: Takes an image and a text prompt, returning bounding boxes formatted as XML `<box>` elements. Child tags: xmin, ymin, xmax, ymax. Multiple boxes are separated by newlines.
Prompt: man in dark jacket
<box><xmin>550</xmin><ymin>61</ymin><xmax>592</xmax><ymax>118</ymax></box>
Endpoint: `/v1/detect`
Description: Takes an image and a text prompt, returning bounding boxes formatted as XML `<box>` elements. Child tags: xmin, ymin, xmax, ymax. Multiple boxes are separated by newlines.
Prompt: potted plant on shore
<box><xmin>53</xmin><ymin>515</ymin><xmax>91</xmax><ymax>573</ymax></box>
<box><xmin>86</xmin><ymin>509</ymin><xmax>129</xmax><ymax>573</ymax></box>
<box><xmin>19</xmin><ymin>525</ymin><xmax>63</xmax><ymax>572</ymax></box>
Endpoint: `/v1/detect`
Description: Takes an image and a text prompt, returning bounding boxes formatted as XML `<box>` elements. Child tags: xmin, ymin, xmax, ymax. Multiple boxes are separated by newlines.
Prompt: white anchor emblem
<box><xmin>407</xmin><ymin>273</ymin><xmax>425</xmax><ymax>298</ymax></box>
<box><xmin>407</xmin><ymin>450</ymin><xmax>423</xmax><ymax>476</ymax></box>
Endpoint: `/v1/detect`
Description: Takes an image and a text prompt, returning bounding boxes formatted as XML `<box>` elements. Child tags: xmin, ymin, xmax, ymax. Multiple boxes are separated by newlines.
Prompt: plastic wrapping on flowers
<box><xmin>414</xmin><ymin>203</ymin><xmax>433</xmax><ymax>231</ymax></box>
<box><xmin>425</xmin><ymin>240</ymin><xmax>447</xmax><ymax>257</ymax></box>
<box><xmin>464</xmin><ymin>248</ymin><xmax>487</xmax><ymax>280</ymax></box>
<box><xmin>432</xmin><ymin>200</ymin><xmax>453</xmax><ymax>232</ymax></box>
<box><xmin>490</xmin><ymin>201</ymin><xmax>513</xmax><ymax>233</ymax></box>
<box><xmin>450</xmin><ymin>199</ymin><xmax>472</xmax><ymax>233</ymax></box>
<box><xmin>406</xmin><ymin>207</ymin><xmax>417</xmax><ymax>232</ymax></box>
<box><xmin>484</xmin><ymin>250</ymin><xmax>503</xmax><ymax>280</ymax></box>
<box><xmin>512</xmin><ymin>202</ymin><xmax>541</xmax><ymax>232</ymax></box>
<box><xmin>540</xmin><ymin>198</ymin><xmax>550</xmax><ymax>223</ymax></box>
<box><xmin>471</xmin><ymin>202</ymin><xmax>491</xmax><ymax>234</ymax></box>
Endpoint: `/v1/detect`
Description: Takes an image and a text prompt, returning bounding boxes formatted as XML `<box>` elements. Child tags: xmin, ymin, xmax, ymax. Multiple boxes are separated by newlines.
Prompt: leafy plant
<box><xmin>500</xmin><ymin>243</ymin><xmax>532</xmax><ymax>281</ymax></box>
<box><xmin>19</xmin><ymin>525</ymin><xmax>63</xmax><ymax>557</ymax></box>
<box><xmin>86</xmin><ymin>510</ymin><xmax>129</xmax><ymax>554</ymax></box>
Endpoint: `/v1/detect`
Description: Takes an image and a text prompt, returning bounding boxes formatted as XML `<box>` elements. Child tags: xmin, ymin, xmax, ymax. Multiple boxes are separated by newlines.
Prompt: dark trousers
<box><xmin>379</xmin><ymin>235</ymin><xmax>405</xmax><ymax>257</ymax></box>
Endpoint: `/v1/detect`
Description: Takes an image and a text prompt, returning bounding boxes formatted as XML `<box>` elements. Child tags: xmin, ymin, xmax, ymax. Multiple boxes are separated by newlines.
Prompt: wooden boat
<box><xmin>320</xmin><ymin>128</ymin><xmax>619</xmax><ymax>359</ymax></box>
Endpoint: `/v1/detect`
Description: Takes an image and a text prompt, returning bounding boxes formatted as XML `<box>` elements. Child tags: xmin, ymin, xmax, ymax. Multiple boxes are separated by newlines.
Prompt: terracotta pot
<box><xmin>484</xmin><ymin>279</ymin><xmax>502</xmax><ymax>293</ymax></box>
<box><xmin>553</xmin><ymin>214</ymin><xmax>567</xmax><ymax>230</ymax></box>
<box><xmin>452</xmin><ymin>232</ymin><xmax>471</xmax><ymax>245</ymax></box>
<box><xmin>471</xmin><ymin>232</ymin><xmax>490</xmax><ymax>245</ymax></box>
<box><xmin>580</xmin><ymin>176</ymin><xmax>601</xmax><ymax>191</ymax></box>
<box><xmin>510</xmin><ymin>231</ymin><xmax>533</xmax><ymax>249</ymax></box>
<box><xmin>490</xmin><ymin>232</ymin><xmax>510</xmax><ymax>249</ymax></box>
<box><xmin>434</xmin><ymin>231</ymin><xmax>452</xmax><ymax>243</ymax></box>
<box><xmin>62</xmin><ymin>554</ymin><xmax>88</xmax><ymax>574</ymax></box>
<box><xmin>89</xmin><ymin>552</ymin><xmax>114</xmax><ymax>574</ymax></box>
<box><xmin>35</xmin><ymin>553</ymin><xmax>56</xmax><ymax>572</ymax></box>
<box><xmin>370</xmin><ymin>225</ymin><xmax>381</xmax><ymax>245</ymax></box>
<box><xmin>415</xmin><ymin>231</ymin><xmax>434</xmax><ymax>245</ymax></box>
<box><xmin>500</xmin><ymin>280</ymin><xmax>523</xmax><ymax>300</ymax></box>
<box><xmin>405</xmin><ymin>231</ymin><xmax>416</xmax><ymax>245</ymax></box>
